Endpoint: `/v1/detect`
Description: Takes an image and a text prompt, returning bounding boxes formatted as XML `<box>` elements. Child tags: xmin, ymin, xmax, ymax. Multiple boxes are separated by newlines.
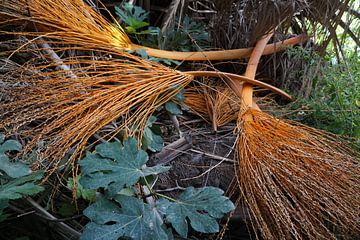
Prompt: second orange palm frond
<box><xmin>233</xmin><ymin>32</ymin><xmax>360</xmax><ymax>239</ymax></box>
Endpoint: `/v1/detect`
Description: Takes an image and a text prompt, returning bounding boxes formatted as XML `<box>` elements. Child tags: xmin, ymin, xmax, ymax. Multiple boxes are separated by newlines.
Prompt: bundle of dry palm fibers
<box><xmin>184</xmin><ymin>85</ymin><xmax>240</xmax><ymax>130</ymax></box>
<box><xmin>0</xmin><ymin>53</ymin><xmax>192</xmax><ymax>168</ymax></box>
<box><xmin>0</xmin><ymin>0</ymin><xmax>307</xmax><ymax>61</ymax></box>
<box><xmin>0</xmin><ymin>46</ymin><xmax>292</xmax><ymax>175</ymax></box>
<box><xmin>234</xmin><ymin>32</ymin><xmax>360</xmax><ymax>239</ymax></box>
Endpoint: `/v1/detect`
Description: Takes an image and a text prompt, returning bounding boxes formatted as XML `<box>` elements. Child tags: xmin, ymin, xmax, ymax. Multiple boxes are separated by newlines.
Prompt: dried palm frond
<box><xmin>237</xmin><ymin>109</ymin><xmax>360</xmax><ymax>239</ymax></box>
<box><xmin>0</xmin><ymin>0</ymin><xmax>307</xmax><ymax>61</ymax></box>
<box><xmin>0</xmin><ymin>52</ymin><xmax>193</xmax><ymax>171</ymax></box>
<box><xmin>0</xmin><ymin>39</ymin><xmax>291</xmax><ymax>175</ymax></box>
<box><xmin>213</xmin><ymin>87</ymin><xmax>239</xmax><ymax>129</ymax></box>
<box><xmin>184</xmin><ymin>84</ymin><xmax>240</xmax><ymax>130</ymax></box>
<box><xmin>234</xmin><ymin>32</ymin><xmax>360</xmax><ymax>239</ymax></box>
<box><xmin>184</xmin><ymin>86</ymin><xmax>211</xmax><ymax>120</ymax></box>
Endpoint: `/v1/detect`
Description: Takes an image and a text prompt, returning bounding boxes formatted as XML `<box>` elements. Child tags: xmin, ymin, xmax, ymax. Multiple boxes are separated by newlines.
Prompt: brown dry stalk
<box><xmin>0</xmin><ymin>0</ymin><xmax>307</xmax><ymax>61</ymax></box>
<box><xmin>235</xmin><ymin>33</ymin><xmax>360</xmax><ymax>239</ymax></box>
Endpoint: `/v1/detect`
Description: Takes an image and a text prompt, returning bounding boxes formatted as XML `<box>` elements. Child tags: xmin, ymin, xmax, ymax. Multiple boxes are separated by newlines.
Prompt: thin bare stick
<box><xmin>26</xmin><ymin>197</ymin><xmax>81</xmax><ymax>238</ymax></box>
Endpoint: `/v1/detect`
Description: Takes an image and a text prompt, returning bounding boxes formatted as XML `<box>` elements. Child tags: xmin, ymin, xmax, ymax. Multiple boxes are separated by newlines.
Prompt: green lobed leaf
<box><xmin>81</xmin><ymin>196</ymin><xmax>171</xmax><ymax>240</ymax></box>
<box><xmin>157</xmin><ymin>187</ymin><xmax>235</xmax><ymax>237</ymax></box>
<box><xmin>0</xmin><ymin>155</ymin><xmax>30</xmax><ymax>178</ymax></box>
<box><xmin>0</xmin><ymin>139</ymin><xmax>22</xmax><ymax>153</ymax></box>
<box><xmin>79</xmin><ymin>138</ymin><xmax>169</xmax><ymax>195</ymax></box>
<box><xmin>142</xmin><ymin>127</ymin><xmax>164</xmax><ymax>152</ymax></box>
<box><xmin>0</xmin><ymin>137</ymin><xmax>29</xmax><ymax>178</ymax></box>
<box><xmin>165</xmin><ymin>101</ymin><xmax>183</xmax><ymax>115</ymax></box>
<box><xmin>115</xmin><ymin>3</ymin><xmax>149</xmax><ymax>32</ymax></box>
<box><xmin>0</xmin><ymin>171</ymin><xmax>44</xmax><ymax>200</ymax></box>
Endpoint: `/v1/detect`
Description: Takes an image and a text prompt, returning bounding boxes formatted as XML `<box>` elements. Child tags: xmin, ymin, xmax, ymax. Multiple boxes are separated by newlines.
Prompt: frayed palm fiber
<box><xmin>184</xmin><ymin>85</ymin><xmax>239</xmax><ymax>130</ymax></box>
<box><xmin>236</xmin><ymin>108</ymin><xmax>360</xmax><ymax>239</ymax></box>
<box><xmin>1</xmin><ymin>0</ymin><xmax>132</xmax><ymax>53</ymax></box>
<box><xmin>0</xmin><ymin>53</ymin><xmax>192</xmax><ymax>171</ymax></box>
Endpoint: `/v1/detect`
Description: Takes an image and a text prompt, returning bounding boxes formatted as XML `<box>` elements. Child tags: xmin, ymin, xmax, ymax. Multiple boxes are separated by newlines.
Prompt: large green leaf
<box><xmin>141</xmin><ymin>116</ymin><xmax>164</xmax><ymax>152</ymax></box>
<box><xmin>0</xmin><ymin>171</ymin><xmax>44</xmax><ymax>200</ymax></box>
<box><xmin>0</xmin><ymin>135</ymin><xmax>29</xmax><ymax>178</ymax></box>
<box><xmin>81</xmin><ymin>196</ymin><xmax>171</xmax><ymax>240</ymax></box>
<box><xmin>157</xmin><ymin>187</ymin><xmax>235</xmax><ymax>237</ymax></box>
<box><xmin>79</xmin><ymin>138</ymin><xmax>170</xmax><ymax>195</ymax></box>
<box><xmin>142</xmin><ymin>127</ymin><xmax>164</xmax><ymax>152</ymax></box>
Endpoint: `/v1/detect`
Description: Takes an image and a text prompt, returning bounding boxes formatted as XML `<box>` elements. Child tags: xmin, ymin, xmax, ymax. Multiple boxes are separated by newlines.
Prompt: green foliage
<box><xmin>0</xmin><ymin>171</ymin><xmax>44</xmax><ymax>222</ymax></box>
<box><xmin>115</xmin><ymin>3</ymin><xmax>158</xmax><ymax>36</ymax></box>
<box><xmin>285</xmin><ymin>49</ymin><xmax>360</xmax><ymax>138</ymax></box>
<box><xmin>81</xmin><ymin>196</ymin><xmax>171</xmax><ymax>240</ymax></box>
<box><xmin>115</xmin><ymin>2</ymin><xmax>159</xmax><ymax>50</ymax></box>
<box><xmin>0</xmin><ymin>134</ymin><xmax>29</xmax><ymax>178</ymax></box>
<box><xmin>0</xmin><ymin>199</ymin><xmax>9</xmax><ymax>222</ymax></box>
<box><xmin>79</xmin><ymin>138</ymin><xmax>170</xmax><ymax>196</ymax></box>
<box><xmin>67</xmin><ymin>176</ymin><xmax>96</xmax><ymax>202</ymax></box>
<box><xmin>0</xmin><ymin>171</ymin><xmax>43</xmax><ymax>200</ymax></box>
<box><xmin>0</xmin><ymin>134</ymin><xmax>44</xmax><ymax>222</ymax></box>
<box><xmin>142</xmin><ymin>116</ymin><xmax>164</xmax><ymax>152</ymax></box>
<box><xmin>164</xmin><ymin>89</ymin><xmax>188</xmax><ymax>116</ymax></box>
<box><xmin>159</xmin><ymin>16</ymin><xmax>210</xmax><ymax>52</ymax></box>
<box><xmin>58</xmin><ymin>202</ymin><xmax>78</xmax><ymax>217</ymax></box>
<box><xmin>135</xmin><ymin>48</ymin><xmax>181</xmax><ymax>65</ymax></box>
<box><xmin>79</xmin><ymin>138</ymin><xmax>235</xmax><ymax>239</ymax></box>
<box><xmin>115</xmin><ymin>4</ymin><xmax>210</xmax><ymax>52</ymax></box>
<box><xmin>165</xmin><ymin>101</ymin><xmax>183</xmax><ymax>115</ymax></box>
<box><xmin>157</xmin><ymin>187</ymin><xmax>235</xmax><ymax>238</ymax></box>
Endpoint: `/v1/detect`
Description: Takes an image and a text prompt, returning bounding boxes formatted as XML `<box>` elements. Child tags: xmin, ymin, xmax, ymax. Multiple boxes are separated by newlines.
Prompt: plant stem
<box><xmin>130</xmin><ymin>34</ymin><xmax>307</xmax><ymax>61</ymax></box>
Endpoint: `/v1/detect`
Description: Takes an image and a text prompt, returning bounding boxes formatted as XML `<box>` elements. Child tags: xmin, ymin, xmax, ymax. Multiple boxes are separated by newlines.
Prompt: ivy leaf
<box><xmin>81</xmin><ymin>196</ymin><xmax>170</xmax><ymax>240</ymax></box>
<box><xmin>79</xmin><ymin>138</ymin><xmax>170</xmax><ymax>195</ymax></box>
<box><xmin>0</xmin><ymin>171</ymin><xmax>44</xmax><ymax>200</ymax></box>
<box><xmin>165</xmin><ymin>101</ymin><xmax>183</xmax><ymax>115</ymax></box>
<box><xmin>0</xmin><ymin>137</ymin><xmax>30</xmax><ymax>178</ymax></box>
<box><xmin>157</xmin><ymin>187</ymin><xmax>235</xmax><ymax>237</ymax></box>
